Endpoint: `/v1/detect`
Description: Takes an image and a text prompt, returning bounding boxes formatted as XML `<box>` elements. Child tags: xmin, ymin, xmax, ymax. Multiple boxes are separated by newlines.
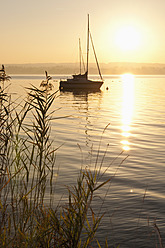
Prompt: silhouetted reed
<box><xmin>0</xmin><ymin>70</ymin><xmax>112</xmax><ymax>247</ymax></box>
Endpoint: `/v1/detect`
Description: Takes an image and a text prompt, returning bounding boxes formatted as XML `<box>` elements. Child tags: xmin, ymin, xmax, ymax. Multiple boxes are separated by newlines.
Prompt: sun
<box><xmin>115</xmin><ymin>26</ymin><xmax>141</xmax><ymax>51</ymax></box>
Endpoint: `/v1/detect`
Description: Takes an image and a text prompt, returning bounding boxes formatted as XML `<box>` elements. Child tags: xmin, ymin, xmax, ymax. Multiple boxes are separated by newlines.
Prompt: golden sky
<box><xmin>1</xmin><ymin>0</ymin><xmax>165</xmax><ymax>64</ymax></box>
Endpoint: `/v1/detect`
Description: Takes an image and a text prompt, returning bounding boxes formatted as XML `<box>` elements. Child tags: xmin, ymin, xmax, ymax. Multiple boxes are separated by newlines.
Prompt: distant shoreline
<box><xmin>3</xmin><ymin>62</ymin><xmax>165</xmax><ymax>75</ymax></box>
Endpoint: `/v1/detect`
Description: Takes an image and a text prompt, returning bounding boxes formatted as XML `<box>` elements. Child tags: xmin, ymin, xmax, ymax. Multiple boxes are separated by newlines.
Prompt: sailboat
<box><xmin>59</xmin><ymin>15</ymin><xmax>104</xmax><ymax>91</ymax></box>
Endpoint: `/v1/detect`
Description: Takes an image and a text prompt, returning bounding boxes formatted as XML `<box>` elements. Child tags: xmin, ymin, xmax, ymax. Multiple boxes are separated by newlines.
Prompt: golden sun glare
<box><xmin>120</xmin><ymin>74</ymin><xmax>135</xmax><ymax>151</ymax></box>
<box><xmin>115</xmin><ymin>26</ymin><xmax>141</xmax><ymax>51</ymax></box>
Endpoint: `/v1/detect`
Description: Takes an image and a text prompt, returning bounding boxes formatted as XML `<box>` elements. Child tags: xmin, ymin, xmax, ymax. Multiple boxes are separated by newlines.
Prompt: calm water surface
<box><xmin>9</xmin><ymin>74</ymin><xmax>165</xmax><ymax>247</ymax></box>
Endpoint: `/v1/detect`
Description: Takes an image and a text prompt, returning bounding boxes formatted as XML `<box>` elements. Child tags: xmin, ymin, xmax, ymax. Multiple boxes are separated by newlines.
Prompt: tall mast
<box><xmin>79</xmin><ymin>38</ymin><xmax>81</xmax><ymax>74</ymax></box>
<box><xmin>86</xmin><ymin>14</ymin><xmax>89</xmax><ymax>78</ymax></box>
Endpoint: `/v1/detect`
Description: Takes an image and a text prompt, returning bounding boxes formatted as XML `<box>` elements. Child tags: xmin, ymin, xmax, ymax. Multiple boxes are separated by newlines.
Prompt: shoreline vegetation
<box><xmin>0</xmin><ymin>65</ymin><xmax>164</xmax><ymax>247</ymax></box>
<box><xmin>4</xmin><ymin>62</ymin><xmax>165</xmax><ymax>75</ymax></box>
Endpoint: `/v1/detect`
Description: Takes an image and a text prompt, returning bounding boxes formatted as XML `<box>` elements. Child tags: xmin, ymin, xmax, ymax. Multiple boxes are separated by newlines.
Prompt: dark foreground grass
<box><xmin>0</xmin><ymin>69</ymin><xmax>113</xmax><ymax>247</ymax></box>
<box><xmin>0</xmin><ymin>67</ymin><xmax>164</xmax><ymax>248</ymax></box>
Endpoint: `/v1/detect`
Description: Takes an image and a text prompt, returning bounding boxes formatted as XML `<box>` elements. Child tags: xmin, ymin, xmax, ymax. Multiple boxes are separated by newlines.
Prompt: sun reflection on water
<box><xmin>121</xmin><ymin>74</ymin><xmax>135</xmax><ymax>151</ymax></box>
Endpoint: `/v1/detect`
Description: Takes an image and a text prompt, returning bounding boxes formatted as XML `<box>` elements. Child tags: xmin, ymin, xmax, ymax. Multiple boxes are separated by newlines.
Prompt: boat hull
<box><xmin>59</xmin><ymin>79</ymin><xmax>103</xmax><ymax>90</ymax></box>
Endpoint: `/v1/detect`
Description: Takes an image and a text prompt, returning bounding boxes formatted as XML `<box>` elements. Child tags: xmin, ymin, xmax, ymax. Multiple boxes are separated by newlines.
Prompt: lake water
<box><xmin>8</xmin><ymin>74</ymin><xmax>165</xmax><ymax>247</ymax></box>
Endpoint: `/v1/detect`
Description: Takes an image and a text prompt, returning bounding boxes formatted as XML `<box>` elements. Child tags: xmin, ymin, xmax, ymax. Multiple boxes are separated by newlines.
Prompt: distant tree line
<box><xmin>4</xmin><ymin>63</ymin><xmax>165</xmax><ymax>75</ymax></box>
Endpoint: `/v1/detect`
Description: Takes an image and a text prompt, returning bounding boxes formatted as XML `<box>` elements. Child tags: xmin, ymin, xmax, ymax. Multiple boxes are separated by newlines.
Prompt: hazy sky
<box><xmin>1</xmin><ymin>0</ymin><xmax>165</xmax><ymax>64</ymax></box>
